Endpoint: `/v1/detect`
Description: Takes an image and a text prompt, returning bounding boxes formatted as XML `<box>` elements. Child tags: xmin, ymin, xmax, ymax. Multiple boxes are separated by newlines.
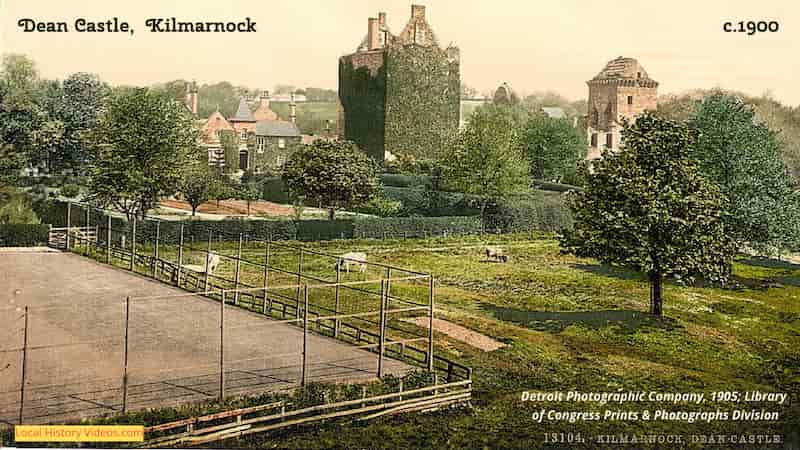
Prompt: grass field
<box><xmin>125</xmin><ymin>232</ymin><xmax>799</xmax><ymax>448</ymax></box>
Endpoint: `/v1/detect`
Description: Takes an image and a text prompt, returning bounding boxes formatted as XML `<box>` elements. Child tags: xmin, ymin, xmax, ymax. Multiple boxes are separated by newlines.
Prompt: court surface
<box><xmin>0</xmin><ymin>251</ymin><xmax>409</xmax><ymax>425</ymax></box>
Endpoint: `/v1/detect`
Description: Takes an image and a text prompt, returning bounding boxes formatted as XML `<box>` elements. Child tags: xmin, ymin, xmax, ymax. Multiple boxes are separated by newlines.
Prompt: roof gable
<box><xmin>230</xmin><ymin>97</ymin><xmax>256</xmax><ymax>122</ymax></box>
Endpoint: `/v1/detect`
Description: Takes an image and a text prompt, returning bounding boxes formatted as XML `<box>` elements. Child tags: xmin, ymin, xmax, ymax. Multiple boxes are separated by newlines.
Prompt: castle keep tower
<box><xmin>338</xmin><ymin>5</ymin><xmax>460</xmax><ymax>161</ymax></box>
<box><xmin>586</xmin><ymin>57</ymin><xmax>658</xmax><ymax>160</ymax></box>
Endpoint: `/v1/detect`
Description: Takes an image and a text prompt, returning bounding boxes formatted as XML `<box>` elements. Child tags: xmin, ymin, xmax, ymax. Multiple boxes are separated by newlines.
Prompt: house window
<box><xmin>590</xmin><ymin>133</ymin><xmax>598</xmax><ymax>148</ymax></box>
<box><xmin>257</xmin><ymin>138</ymin><xmax>265</xmax><ymax>153</ymax></box>
<box><xmin>276</xmin><ymin>155</ymin><xmax>286</xmax><ymax>167</ymax></box>
<box><xmin>627</xmin><ymin>95</ymin><xmax>633</xmax><ymax>105</ymax></box>
<box><xmin>278</xmin><ymin>138</ymin><xmax>286</xmax><ymax>149</ymax></box>
<box><xmin>240</xmin><ymin>130</ymin><xmax>247</xmax><ymax>141</ymax></box>
<box><xmin>606</xmin><ymin>133</ymin><xmax>613</xmax><ymax>149</ymax></box>
<box><xmin>636</xmin><ymin>72</ymin><xmax>641</xmax><ymax>79</ymax></box>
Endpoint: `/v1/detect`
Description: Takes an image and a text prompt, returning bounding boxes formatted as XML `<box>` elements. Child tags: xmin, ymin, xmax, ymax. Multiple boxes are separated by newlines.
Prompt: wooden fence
<box><xmin>48</xmin><ymin>202</ymin><xmax>472</xmax><ymax>440</ymax></box>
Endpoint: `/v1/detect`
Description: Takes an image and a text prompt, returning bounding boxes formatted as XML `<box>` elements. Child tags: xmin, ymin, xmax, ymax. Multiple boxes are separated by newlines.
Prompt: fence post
<box><xmin>385</xmin><ymin>267</ymin><xmax>391</xmax><ymax>307</ymax></box>
<box><xmin>428</xmin><ymin>275</ymin><xmax>435</xmax><ymax>372</ymax></box>
<box><xmin>84</xmin><ymin>206</ymin><xmax>90</xmax><ymax>255</ymax></box>
<box><xmin>66</xmin><ymin>201</ymin><xmax>71</xmax><ymax>250</ymax></box>
<box><xmin>233</xmin><ymin>234</ymin><xmax>243</xmax><ymax>305</ymax></box>
<box><xmin>262</xmin><ymin>240</ymin><xmax>271</xmax><ymax>314</ymax></box>
<box><xmin>122</xmin><ymin>296</ymin><xmax>130</xmax><ymax>413</ymax></box>
<box><xmin>176</xmin><ymin>224</ymin><xmax>184</xmax><ymax>287</ymax></box>
<box><xmin>301</xmin><ymin>284</ymin><xmax>309</xmax><ymax>387</ymax></box>
<box><xmin>377</xmin><ymin>279</ymin><xmax>386</xmax><ymax>378</ymax></box>
<box><xmin>18</xmin><ymin>306</ymin><xmax>28</xmax><ymax>425</ymax></box>
<box><xmin>333</xmin><ymin>262</ymin><xmax>341</xmax><ymax>338</ymax></box>
<box><xmin>295</xmin><ymin>249</ymin><xmax>303</xmax><ymax>317</ymax></box>
<box><xmin>204</xmin><ymin>231</ymin><xmax>212</xmax><ymax>293</ymax></box>
<box><xmin>219</xmin><ymin>290</ymin><xmax>226</xmax><ymax>401</ymax></box>
<box><xmin>153</xmin><ymin>221</ymin><xmax>160</xmax><ymax>277</ymax></box>
<box><xmin>106</xmin><ymin>214</ymin><xmax>112</xmax><ymax>265</ymax></box>
<box><xmin>130</xmin><ymin>217</ymin><xmax>137</xmax><ymax>272</ymax></box>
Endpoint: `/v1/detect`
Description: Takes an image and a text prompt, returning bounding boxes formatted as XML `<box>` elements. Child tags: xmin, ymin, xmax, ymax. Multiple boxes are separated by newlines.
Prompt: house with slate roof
<box><xmin>191</xmin><ymin>90</ymin><xmax>302</xmax><ymax>173</ymax></box>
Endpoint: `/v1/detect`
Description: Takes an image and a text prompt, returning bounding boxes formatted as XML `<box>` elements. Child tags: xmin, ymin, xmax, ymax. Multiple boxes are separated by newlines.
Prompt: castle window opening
<box><xmin>627</xmin><ymin>95</ymin><xmax>633</xmax><ymax>105</ymax></box>
<box><xmin>606</xmin><ymin>133</ymin><xmax>613</xmax><ymax>149</ymax></box>
<box><xmin>590</xmin><ymin>133</ymin><xmax>598</xmax><ymax>148</ymax></box>
<box><xmin>257</xmin><ymin>137</ymin><xmax>265</xmax><ymax>153</ymax></box>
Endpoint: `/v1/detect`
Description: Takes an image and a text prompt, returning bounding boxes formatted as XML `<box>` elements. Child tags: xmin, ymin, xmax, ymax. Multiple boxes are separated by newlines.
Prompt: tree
<box><xmin>688</xmin><ymin>93</ymin><xmax>800</xmax><ymax>253</ymax></box>
<box><xmin>560</xmin><ymin>113</ymin><xmax>735</xmax><ymax>316</ymax></box>
<box><xmin>0</xmin><ymin>54</ymin><xmax>47</xmax><ymax>169</ymax></box>
<box><xmin>87</xmin><ymin>88</ymin><xmax>197</xmax><ymax>220</ymax></box>
<box><xmin>282</xmin><ymin>140</ymin><xmax>378</xmax><ymax>220</ymax></box>
<box><xmin>0</xmin><ymin>83</ymin><xmax>29</xmax><ymax>184</ymax></box>
<box><xmin>208</xmin><ymin>170</ymin><xmax>233</xmax><ymax>208</ymax></box>
<box><xmin>521</xmin><ymin>91</ymin><xmax>586</xmax><ymax>119</ymax></box>
<box><xmin>520</xmin><ymin>115</ymin><xmax>587</xmax><ymax>183</ymax></box>
<box><xmin>180</xmin><ymin>161</ymin><xmax>213</xmax><ymax>216</ymax></box>
<box><xmin>47</xmin><ymin>73</ymin><xmax>110</xmax><ymax>171</ymax></box>
<box><xmin>241</xmin><ymin>181</ymin><xmax>261</xmax><ymax>216</ymax></box>
<box><xmin>440</xmin><ymin>104</ymin><xmax>530</xmax><ymax>223</ymax></box>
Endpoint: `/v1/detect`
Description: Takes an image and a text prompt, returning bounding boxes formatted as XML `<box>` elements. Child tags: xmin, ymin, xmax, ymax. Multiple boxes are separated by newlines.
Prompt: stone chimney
<box><xmin>367</xmin><ymin>17</ymin><xmax>380</xmax><ymax>50</ymax></box>
<box><xmin>378</xmin><ymin>12</ymin><xmax>387</xmax><ymax>28</ymax></box>
<box><xmin>411</xmin><ymin>4</ymin><xmax>426</xmax><ymax>19</ymax></box>
<box><xmin>259</xmin><ymin>90</ymin><xmax>270</xmax><ymax>108</ymax></box>
<box><xmin>185</xmin><ymin>81</ymin><xmax>198</xmax><ymax>115</ymax></box>
<box><xmin>289</xmin><ymin>92</ymin><xmax>297</xmax><ymax>124</ymax></box>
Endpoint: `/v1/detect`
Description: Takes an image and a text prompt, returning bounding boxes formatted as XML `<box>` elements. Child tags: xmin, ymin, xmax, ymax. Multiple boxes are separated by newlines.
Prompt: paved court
<box><xmin>0</xmin><ymin>251</ymin><xmax>409</xmax><ymax>425</ymax></box>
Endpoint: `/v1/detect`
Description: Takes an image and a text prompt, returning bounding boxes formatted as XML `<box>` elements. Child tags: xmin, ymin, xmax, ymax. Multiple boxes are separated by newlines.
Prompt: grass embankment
<box><xmin>72</xmin><ymin>233</ymin><xmax>800</xmax><ymax>448</ymax></box>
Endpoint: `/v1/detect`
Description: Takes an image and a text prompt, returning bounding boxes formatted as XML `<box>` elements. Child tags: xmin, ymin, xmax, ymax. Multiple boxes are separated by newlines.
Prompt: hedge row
<box><xmin>353</xmin><ymin>216</ymin><xmax>482</xmax><ymax>238</ymax></box>
<box><xmin>0</xmin><ymin>224</ymin><xmax>50</xmax><ymax>247</ymax></box>
<box><xmin>33</xmin><ymin>200</ymin><xmax>485</xmax><ymax>242</ymax></box>
<box><xmin>485</xmin><ymin>192</ymin><xmax>573</xmax><ymax>232</ymax></box>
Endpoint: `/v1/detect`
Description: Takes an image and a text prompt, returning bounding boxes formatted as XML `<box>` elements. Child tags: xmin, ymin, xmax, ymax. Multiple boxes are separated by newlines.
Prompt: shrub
<box><xmin>378</xmin><ymin>173</ymin><xmax>428</xmax><ymax>188</ymax></box>
<box><xmin>381</xmin><ymin>186</ymin><xmax>480</xmax><ymax>217</ymax></box>
<box><xmin>59</xmin><ymin>183</ymin><xmax>81</xmax><ymax>198</ymax></box>
<box><xmin>355</xmin><ymin>196</ymin><xmax>403</xmax><ymax>217</ymax></box>
<box><xmin>0</xmin><ymin>224</ymin><xmax>50</xmax><ymax>246</ymax></box>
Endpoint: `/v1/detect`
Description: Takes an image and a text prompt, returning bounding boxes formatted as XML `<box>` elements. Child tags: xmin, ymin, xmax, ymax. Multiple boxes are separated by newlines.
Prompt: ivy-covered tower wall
<box><xmin>338</xmin><ymin>5</ymin><xmax>460</xmax><ymax>162</ymax></box>
<box><xmin>338</xmin><ymin>51</ymin><xmax>387</xmax><ymax>161</ymax></box>
<box><xmin>384</xmin><ymin>45</ymin><xmax>460</xmax><ymax>159</ymax></box>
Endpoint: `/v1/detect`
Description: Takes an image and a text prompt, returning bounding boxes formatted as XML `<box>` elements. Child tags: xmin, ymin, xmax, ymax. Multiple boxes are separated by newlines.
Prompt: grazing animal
<box><xmin>205</xmin><ymin>251</ymin><xmax>221</xmax><ymax>274</ymax></box>
<box><xmin>485</xmin><ymin>246</ymin><xmax>508</xmax><ymax>263</ymax></box>
<box><xmin>335</xmin><ymin>252</ymin><xmax>368</xmax><ymax>273</ymax></box>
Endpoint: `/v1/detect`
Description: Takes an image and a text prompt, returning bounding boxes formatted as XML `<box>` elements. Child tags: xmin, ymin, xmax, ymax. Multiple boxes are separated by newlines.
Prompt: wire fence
<box><xmin>0</xmin><ymin>202</ymin><xmax>470</xmax><ymax>426</ymax></box>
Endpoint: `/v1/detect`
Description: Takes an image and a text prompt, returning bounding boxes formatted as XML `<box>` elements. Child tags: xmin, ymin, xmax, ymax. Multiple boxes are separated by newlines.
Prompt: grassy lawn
<box><xmin>95</xmin><ymin>233</ymin><xmax>800</xmax><ymax>448</ymax></box>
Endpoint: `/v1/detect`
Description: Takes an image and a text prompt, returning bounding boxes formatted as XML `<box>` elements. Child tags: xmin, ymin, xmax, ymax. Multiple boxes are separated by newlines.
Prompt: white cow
<box><xmin>335</xmin><ymin>252</ymin><xmax>368</xmax><ymax>273</ymax></box>
<box><xmin>204</xmin><ymin>251</ymin><xmax>221</xmax><ymax>274</ymax></box>
<box><xmin>485</xmin><ymin>246</ymin><xmax>508</xmax><ymax>263</ymax></box>
<box><xmin>178</xmin><ymin>251</ymin><xmax>221</xmax><ymax>275</ymax></box>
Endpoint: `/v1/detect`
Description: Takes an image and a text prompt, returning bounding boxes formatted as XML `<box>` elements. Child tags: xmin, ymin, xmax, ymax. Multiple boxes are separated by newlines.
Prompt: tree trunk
<box><xmin>649</xmin><ymin>271</ymin><xmax>663</xmax><ymax>316</ymax></box>
<box><xmin>192</xmin><ymin>205</ymin><xmax>197</xmax><ymax>216</ymax></box>
<box><xmin>328</xmin><ymin>208</ymin><xmax>335</xmax><ymax>221</ymax></box>
<box><xmin>247</xmin><ymin>200</ymin><xmax>251</xmax><ymax>216</ymax></box>
<box><xmin>479</xmin><ymin>201</ymin><xmax>487</xmax><ymax>234</ymax></box>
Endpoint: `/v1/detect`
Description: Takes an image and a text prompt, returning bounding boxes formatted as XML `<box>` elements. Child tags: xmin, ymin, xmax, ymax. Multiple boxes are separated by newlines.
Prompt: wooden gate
<box><xmin>49</xmin><ymin>226</ymin><xmax>98</xmax><ymax>249</ymax></box>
